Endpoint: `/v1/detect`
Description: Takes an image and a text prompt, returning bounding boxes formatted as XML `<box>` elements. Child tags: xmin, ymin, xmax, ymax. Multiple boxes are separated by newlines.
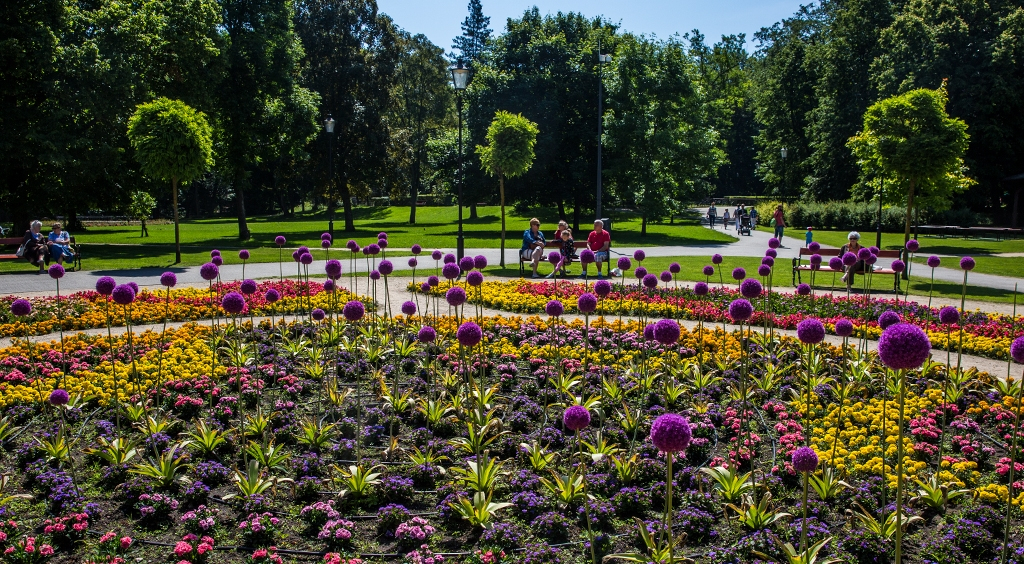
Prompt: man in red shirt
<box><xmin>584</xmin><ymin>219</ymin><xmax>611</xmax><ymax>278</ymax></box>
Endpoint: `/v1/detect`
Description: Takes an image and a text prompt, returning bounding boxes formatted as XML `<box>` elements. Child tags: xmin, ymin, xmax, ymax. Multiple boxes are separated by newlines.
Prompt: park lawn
<box><xmin>757</xmin><ymin>225</ymin><xmax>1022</xmax><ymax>254</ymax></box>
<box><xmin>912</xmin><ymin>255</ymin><xmax>1024</xmax><ymax>280</ymax></box>
<box><xmin>0</xmin><ymin>206</ymin><xmax>733</xmax><ymax>273</ymax></box>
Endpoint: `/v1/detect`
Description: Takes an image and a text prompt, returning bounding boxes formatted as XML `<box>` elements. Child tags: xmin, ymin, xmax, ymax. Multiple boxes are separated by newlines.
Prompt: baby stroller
<box><xmin>738</xmin><ymin>213</ymin><xmax>752</xmax><ymax>236</ymax></box>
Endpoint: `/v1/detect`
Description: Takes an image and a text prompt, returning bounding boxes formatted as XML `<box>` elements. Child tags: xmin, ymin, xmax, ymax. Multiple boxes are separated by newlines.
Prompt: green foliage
<box><xmin>476</xmin><ymin>111</ymin><xmax>539</xmax><ymax>180</ymax></box>
<box><xmin>449</xmin><ymin>491</ymin><xmax>512</xmax><ymax>529</ymax></box>
<box><xmin>127</xmin><ymin>98</ymin><xmax>214</xmax><ymax>185</ymax></box>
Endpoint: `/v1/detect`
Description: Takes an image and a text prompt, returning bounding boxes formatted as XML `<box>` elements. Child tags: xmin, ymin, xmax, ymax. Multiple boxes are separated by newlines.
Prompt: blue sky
<box><xmin>375</xmin><ymin>0</ymin><xmax>808</xmax><ymax>53</ymax></box>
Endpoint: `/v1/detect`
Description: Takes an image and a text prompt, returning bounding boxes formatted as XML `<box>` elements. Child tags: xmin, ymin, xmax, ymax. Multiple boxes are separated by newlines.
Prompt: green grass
<box><xmin>1</xmin><ymin>206</ymin><xmax>734</xmax><ymax>272</ymax></box>
<box><xmin>911</xmin><ymin>255</ymin><xmax>1024</xmax><ymax>279</ymax></box>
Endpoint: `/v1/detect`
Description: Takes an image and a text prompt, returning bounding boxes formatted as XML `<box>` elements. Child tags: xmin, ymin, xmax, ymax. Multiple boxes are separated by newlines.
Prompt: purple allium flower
<box><xmin>643</xmin><ymin>324</ymin><xmax>656</xmax><ymax>341</ymax></box>
<box><xmin>160</xmin><ymin>272</ymin><xmax>177</xmax><ymax>288</ymax></box>
<box><xmin>617</xmin><ymin>257</ymin><xmax>632</xmax><ymax>270</ymax></box>
<box><xmin>211</xmin><ymin>249</ymin><xmax>221</xmax><ymax>257</ymax></box>
<box><xmin>369</xmin><ymin>270</ymin><xmax>380</xmax><ymax>281</ymax></box>
<box><xmin>797</xmin><ymin>283</ymin><xmax>811</xmax><ymax>296</ymax></box>
<box><xmin>323</xmin><ymin>280</ymin><xmax>335</xmax><ymax>292</ymax></box>
<box><xmin>401</xmin><ymin>301</ymin><xmax>417</xmax><ymax>316</ymax></box>
<box><xmin>275</xmin><ymin>236</ymin><xmax>286</xmax><ymax>246</ymax></box>
<box><xmin>431</xmin><ymin>250</ymin><xmax>443</xmax><ymax>261</ymax></box>
<box><xmin>728</xmin><ymin>299</ymin><xmax>753</xmax><ymax>321</ymax></box>
<box><xmin>427</xmin><ymin>276</ymin><xmax>439</xmax><ymax>287</ymax></box>
<box><xmin>580</xmin><ymin>249</ymin><xmax>596</xmax><ymax>265</ymax></box>
<box><xmin>643</xmin><ymin>274</ymin><xmax>658</xmax><ymax>289</ymax></box>
<box><xmin>1011</xmin><ymin>336</ymin><xmax>1024</xmax><ymax>364</ymax></box>
<box><xmin>740</xmin><ymin>278</ymin><xmax>762</xmax><ymax>299</ymax></box>
<box><xmin>732</xmin><ymin>267</ymin><xmax>745</xmax><ymax>281</ymax></box>
<box><xmin>906</xmin><ymin>239</ymin><xmax>919</xmax><ymax>252</ymax></box>
<box><xmin>653</xmin><ymin>319</ymin><xmax>681</xmax><ymax>345</ymax></box>
<box><xmin>376</xmin><ymin>231</ymin><xmax>387</xmax><ymax>240</ymax></box>
<box><xmin>320</xmin><ymin>232</ymin><xmax>332</xmax><ymax>242</ymax></box>
<box><xmin>459</xmin><ymin>256</ymin><xmax>475</xmax><ymax>273</ymax></box>
<box><xmin>311</xmin><ymin>308</ymin><xmax>326</xmax><ymax>321</ymax></box>
<box><xmin>443</xmin><ymin>253</ymin><xmax>456</xmax><ymax>264</ymax></box>
<box><xmin>298</xmin><ymin>246</ymin><xmax>310</xmax><ymax>254</ymax></box>
<box><xmin>446</xmin><ymin>287</ymin><xmax>467</xmax><ymax>307</ymax></box>
<box><xmin>548</xmin><ymin>251</ymin><xmax>562</xmax><ymax>265</ymax></box>
<box><xmin>594</xmin><ymin>280</ymin><xmax>612</xmax><ymax>298</ymax></box>
<box><xmin>417</xmin><ymin>326</ymin><xmax>436</xmax><ymax>343</ymax></box>
<box><xmin>635</xmin><ymin>266</ymin><xmax>648</xmax><ymax>280</ymax></box>
<box><xmin>891</xmin><ymin>260</ymin><xmax>905</xmax><ymax>273</ymax></box>
<box><xmin>669</xmin><ymin>262</ymin><xmax>681</xmax><ymax>274</ymax></box>
<box><xmin>660</xmin><ymin>271</ymin><xmax>672</xmax><ymax>283</ymax></box>
<box><xmin>843</xmin><ymin>252</ymin><xmax>857</xmax><ymax>266</ymax></box>
<box><xmin>325</xmin><ymin>259</ymin><xmax>342</xmax><ymax>279</ymax></box>
<box><xmin>343</xmin><ymin>301</ymin><xmax>365</xmax><ymax>322</ymax></box>
<box><xmin>960</xmin><ymin>256</ymin><xmax>975</xmax><ymax>271</ymax></box>
<box><xmin>408</xmin><ymin>257</ymin><xmax>418</xmax><ymax>268</ymax></box>
<box><xmin>292</xmin><ymin>250</ymin><xmax>301</xmax><ymax>262</ymax></box>
<box><xmin>300</xmin><ymin>253</ymin><xmax>314</xmax><ymax>265</ymax></box>
<box><xmin>420</xmin><ymin>282</ymin><xmax>431</xmax><ymax>292</ymax></box>
<box><xmin>545</xmin><ymin>300</ymin><xmax>564</xmax><ymax>317</ymax></box>
<box><xmin>347</xmin><ymin>240</ymin><xmax>359</xmax><ymax>252</ymax></box>
<box><xmin>796</xmin><ymin>318</ymin><xmax>825</xmax><ymax>344</ymax></box>
<box><xmin>650</xmin><ymin>413</ymin><xmax>691</xmax><ymax>453</ymax></box>
<box><xmin>48</xmin><ymin>264</ymin><xmax>64</xmax><ymax>279</ymax></box>
<box><xmin>10</xmin><ymin>299</ymin><xmax>32</xmax><ymax>317</ymax></box>
<box><xmin>712</xmin><ymin>254</ymin><xmax>723</xmax><ymax>264</ymax></box>
<box><xmin>563</xmin><ymin>405</ymin><xmax>591</xmax><ymax>431</ymax></box>
<box><xmin>938</xmin><ymin>306</ymin><xmax>960</xmax><ymax>325</ymax></box>
<box><xmin>808</xmin><ymin>241</ymin><xmax>820</xmax><ymax>252</ymax></box>
<box><xmin>694</xmin><ymin>282</ymin><xmax>709</xmax><ymax>296</ymax></box>
<box><xmin>222</xmin><ymin>292</ymin><xmax>246</xmax><ymax>314</ymax></box>
<box><xmin>702</xmin><ymin>265</ymin><xmax>715</xmax><ymax>277</ymax></box>
<box><xmin>762</xmin><ymin>256</ymin><xmax>775</xmax><ymax>267</ymax></box>
<box><xmin>865</xmin><ymin>254</ymin><xmax>877</xmax><ymax>266</ymax></box>
<box><xmin>878</xmin><ymin>323</ymin><xmax>932</xmax><ymax>370</ymax></box>
<box><xmin>474</xmin><ymin>255</ymin><xmax>488</xmax><ymax>270</ymax></box>
<box><xmin>128</xmin><ymin>281</ymin><xmax>139</xmax><ymax>295</ymax></box>
<box><xmin>365</xmin><ymin>244</ymin><xmax>380</xmax><ymax>256</ymax></box>
<box><xmin>633</xmin><ymin>250</ymin><xmax>646</xmax><ymax>262</ymax></box>
<box><xmin>239</xmin><ymin>249</ymin><xmax>250</xmax><ymax>260</ymax></box>
<box><xmin>810</xmin><ymin>254</ymin><xmax>822</xmax><ymax>265</ymax></box>
<box><xmin>321</xmin><ymin>240</ymin><xmax>331</xmax><ymax>249</ymax></box>
<box><xmin>95</xmin><ymin>276</ymin><xmax>116</xmax><ymax>296</ymax></box>
<box><xmin>199</xmin><ymin>263</ymin><xmax>219</xmax><ymax>282</ymax></box>
<box><xmin>240</xmin><ymin>279</ymin><xmax>258</xmax><ymax>295</ymax></box>
<box><xmin>878</xmin><ymin>311</ymin><xmax>901</xmax><ymax>329</ymax></box>
<box><xmin>856</xmin><ymin>248</ymin><xmax>871</xmax><ymax>261</ymax></box>
<box><xmin>112</xmin><ymin>284</ymin><xmax>136</xmax><ymax>305</ymax></box>
<box><xmin>927</xmin><ymin>255</ymin><xmax>941</xmax><ymax>268</ymax></box>
<box><xmin>265</xmin><ymin>289</ymin><xmax>280</xmax><ymax>303</ymax></box>
<box><xmin>378</xmin><ymin>260</ymin><xmax>394</xmax><ymax>276</ymax></box>
<box><xmin>442</xmin><ymin>263</ymin><xmax>460</xmax><ymax>280</ymax></box>
<box><xmin>577</xmin><ymin>293</ymin><xmax>598</xmax><ymax>314</ymax></box>
<box><xmin>828</xmin><ymin>257</ymin><xmax>843</xmax><ymax>271</ymax></box>
<box><xmin>467</xmin><ymin>271</ymin><xmax>484</xmax><ymax>286</ymax></box>
<box><xmin>834</xmin><ymin>319</ymin><xmax>854</xmax><ymax>337</ymax></box>
<box><xmin>212</xmin><ymin>255</ymin><xmax>223</xmax><ymax>266</ymax></box>
<box><xmin>869</xmin><ymin>246</ymin><xmax>880</xmax><ymax>255</ymax></box>
<box><xmin>768</xmin><ymin>238</ymin><xmax>781</xmax><ymax>249</ymax></box>
<box><xmin>792</xmin><ymin>446</ymin><xmax>818</xmax><ymax>472</ymax></box>
<box><xmin>377</xmin><ymin>238</ymin><xmax>388</xmax><ymax>249</ymax></box>
<box><xmin>766</xmin><ymin>249</ymin><xmax>778</xmax><ymax>259</ymax></box>
<box><xmin>457</xmin><ymin>321</ymin><xmax>483</xmax><ymax>347</ymax></box>
<box><xmin>758</xmin><ymin>265</ymin><xmax>772</xmax><ymax>277</ymax></box>
<box><xmin>49</xmin><ymin>389</ymin><xmax>70</xmax><ymax>406</ymax></box>
<box><xmin>410</xmin><ymin>244</ymin><xmax>422</xmax><ymax>255</ymax></box>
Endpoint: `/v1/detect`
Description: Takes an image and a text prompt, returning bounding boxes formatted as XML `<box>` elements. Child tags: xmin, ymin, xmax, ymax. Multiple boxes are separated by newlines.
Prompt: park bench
<box><xmin>519</xmin><ymin>241</ymin><xmax>589</xmax><ymax>277</ymax></box>
<box><xmin>0</xmin><ymin>236</ymin><xmax>82</xmax><ymax>271</ymax></box>
<box><xmin>792</xmin><ymin>247</ymin><xmax>903</xmax><ymax>291</ymax></box>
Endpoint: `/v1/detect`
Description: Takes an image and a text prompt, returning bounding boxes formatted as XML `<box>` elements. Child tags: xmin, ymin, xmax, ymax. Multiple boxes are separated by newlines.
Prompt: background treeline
<box><xmin>2</xmin><ymin>0</ymin><xmax>1022</xmax><ymax>238</ymax></box>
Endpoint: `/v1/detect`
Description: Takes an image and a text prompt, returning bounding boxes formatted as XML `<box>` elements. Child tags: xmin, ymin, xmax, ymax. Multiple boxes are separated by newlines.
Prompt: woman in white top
<box><xmin>722</xmin><ymin>209</ymin><xmax>731</xmax><ymax>229</ymax></box>
<box><xmin>47</xmin><ymin>222</ymin><xmax>73</xmax><ymax>265</ymax></box>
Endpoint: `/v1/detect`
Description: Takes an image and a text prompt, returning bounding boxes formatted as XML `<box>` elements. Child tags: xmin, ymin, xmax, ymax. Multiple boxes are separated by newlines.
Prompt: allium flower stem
<box><xmin>880</xmin><ymin>368</ymin><xmax>888</xmax><ymax>512</ymax></box>
<box><xmin>156</xmin><ymin>286</ymin><xmax>170</xmax><ymax>407</ymax></box>
<box><xmin>576</xmin><ymin>430</ymin><xmax>597</xmax><ymax>564</ymax></box>
<box><xmin>895</xmin><ymin>368</ymin><xmax>907</xmax><ymax>564</ymax></box>
<box><xmin>928</xmin><ymin>267</ymin><xmax>936</xmax><ymax>308</ymax></box>
<box><xmin>956</xmin><ymin>270</ymin><xmax>969</xmax><ymax>375</ymax></box>
<box><xmin>55</xmin><ymin>278</ymin><xmax>67</xmax><ymax>390</ymax></box>
<box><xmin>665</xmin><ymin>452</ymin><xmax>675</xmax><ymax>564</ymax></box>
<box><xmin>938</xmin><ymin>326</ymin><xmax>952</xmax><ymax>468</ymax></box>
<box><xmin>1002</xmin><ymin>364</ymin><xmax>1023</xmax><ymax>564</ymax></box>
<box><xmin>830</xmin><ymin>336</ymin><xmax>848</xmax><ymax>468</ymax></box>
<box><xmin>804</xmin><ymin>343</ymin><xmax>813</xmax><ymax>447</ymax></box>
<box><xmin>279</xmin><ymin>247</ymin><xmax>283</xmax><ymax>283</ymax></box>
<box><xmin>800</xmin><ymin>469</ymin><xmax>809</xmax><ymax>554</ymax></box>
<box><xmin>103</xmin><ymin>297</ymin><xmax>120</xmax><ymax>432</ymax></box>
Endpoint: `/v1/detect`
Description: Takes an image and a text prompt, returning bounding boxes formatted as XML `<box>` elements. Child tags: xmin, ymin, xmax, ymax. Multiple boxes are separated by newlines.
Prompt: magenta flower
<box><xmin>1010</xmin><ymin>336</ymin><xmax>1024</xmax><ymax>364</ymax></box>
<box><xmin>378</xmin><ymin>260</ymin><xmax>394</xmax><ymax>276</ymax></box>
<box><xmin>563</xmin><ymin>405</ymin><xmax>591</xmax><ymax>431</ymax></box>
<box><xmin>927</xmin><ymin>256</ymin><xmax>941</xmax><ymax>268</ymax></box>
<box><xmin>300</xmin><ymin>253</ymin><xmax>313</xmax><ymax>265</ymax></box>
<box><xmin>660</xmin><ymin>271</ymin><xmax>672</xmax><ymax>283</ymax></box>
<box><xmin>669</xmin><ymin>262</ymin><xmax>680</xmax><ymax>274</ymax></box>
<box><xmin>791</xmin><ymin>446</ymin><xmax>818</xmax><ymax>472</ymax></box>
<box><xmin>343</xmin><ymin>301</ymin><xmax>365</xmax><ymax>322</ymax></box>
<box><xmin>765</xmin><ymin>249</ymin><xmax>778</xmax><ymax>259</ymax></box>
<box><xmin>411</xmin><ymin>244</ymin><xmax>422</xmax><ymax>255</ymax></box>
<box><xmin>427</xmin><ymin>276</ymin><xmax>439</xmax><ymax>287</ymax></box>
<box><xmin>828</xmin><ymin>257</ymin><xmax>843</xmax><ymax>270</ymax></box>
<box><xmin>728</xmin><ymin>299</ymin><xmax>753</xmax><ymax>321</ymax></box>
<box><xmin>740</xmin><ymin>278</ymin><xmax>762</xmax><ymax>299</ymax></box>
<box><xmin>96</xmin><ymin>276</ymin><xmax>116</xmax><ymax>296</ymax></box>
<box><xmin>446</xmin><ymin>287</ymin><xmax>467</xmax><ymax>307</ymax></box>
<box><xmin>49</xmin><ymin>389</ymin><xmax>70</xmax><ymax>406</ymax></box>
<box><xmin>694</xmin><ymin>282</ymin><xmax>709</xmax><ymax>296</ymax></box>
<box><xmin>891</xmin><ymin>260</ymin><xmax>905</xmax><ymax>273</ymax></box>
<box><xmin>265</xmin><ymin>289</ymin><xmax>281</xmax><ymax>303</ymax></box>
<box><xmin>617</xmin><ymin>257</ymin><xmax>632</xmax><ymax>270</ymax></box>
<box><xmin>906</xmin><ymin>239</ymin><xmax>920</xmax><ymax>252</ymax></box>
<box><xmin>239</xmin><ymin>249</ymin><xmax>250</xmax><ymax>260</ymax></box>
<box><xmin>579</xmin><ymin>249</ymin><xmax>596</xmax><ymax>265</ymax></box>
<box><xmin>456</xmin><ymin>321</ymin><xmax>483</xmax><ymax>347</ymax></box>
<box><xmin>797</xmin><ymin>283</ymin><xmax>811</xmax><ymax>296</ymax></box>
<box><xmin>548</xmin><ymin>251</ymin><xmax>562</xmax><ymax>266</ymax></box>
<box><xmin>545</xmin><ymin>300</ymin><xmax>564</xmax><ymax>317</ymax></box>
<box><xmin>594</xmin><ymin>280</ymin><xmax>612</xmax><ymax>298</ymax></box>
<box><xmin>642</xmin><ymin>274</ymin><xmax>658</xmax><ymax>289</ymax></box>
<box><xmin>712</xmin><ymin>254</ymin><xmax>723</xmax><ymax>264</ymax></box>
<box><xmin>467</xmin><ymin>271</ymin><xmax>484</xmax><ymax>286</ymax></box>
<box><xmin>442</xmin><ymin>263</ymin><xmax>460</xmax><ymax>280</ymax></box>
<box><xmin>417</xmin><ymin>326</ymin><xmax>436</xmax><ymax>343</ymax></box>
<box><xmin>650</xmin><ymin>413</ymin><xmax>691</xmax><ymax>452</ymax></box>
<box><xmin>160</xmin><ymin>272</ymin><xmax>177</xmax><ymax>288</ymax></box>
<box><xmin>577</xmin><ymin>293</ymin><xmax>598</xmax><ymax>314</ymax></box>
<box><xmin>474</xmin><ymin>255</ymin><xmax>488</xmax><ymax>270</ymax></box>
<box><xmin>323</xmin><ymin>280</ymin><xmax>335</xmax><ymax>292</ymax></box>
<box><xmin>808</xmin><ymin>241</ymin><xmax>820</xmax><ymax>252</ymax></box>
<box><xmin>796</xmin><ymin>318</ymin><xmax>825</xmax><ymax>344</ymax></box>
<box><xmin>857</xmin><ymin>248</ymin><xmax>871</xmax><ymax>260</ymax></box>
<box><xmin>401</xmin><ymin>301</ymin><xmax>417</xmax><ymax>316</ymax></box>
<box><xmin>325</xmin><ymin>259</ymin><xmax>343</xmax><ymax>280</ymax></box>
<box><xmin>653</xmin><ymin>319</ymin><xmax>680</xmax><ymax>345</ymax></box>
<box><xmin>408</xmin><ymin>257</ymin><xmax>418</xmax><ymax>268</ymax></box>
<box><xmin>635</xmin><ymin>266</ymin><xmax>648</xmax><ymax>280</ymax></box>
<box><xmin>369</xmin><ymin>270</ymin><xmax>380</xmax><ymax>281</ymax></box>
<box><xmin>758</xmin><ymin>265</ymin><xmax>772</xmax><ymax>277</ymax></box>
<box><xmin>643</xmin><ymin>324</ymin><xmax>656</xmax><ymax>341</ymax></box>
<box><xmin>275</xmin><ymin>236</ymin><xmax>286</xmax><ymax>246</ymax></box>
<box><xmin>443</xmin><ymin>253</ymin><xmax>456</xmax><ymax>264</ymax></box>
<box><xmin>633</xmin><ymin>250</ymin><xmax>646</xmax><ymax>261</ymax></box>
<box><xmin>222</xmin><ymin>292</ymin><xmax>246</xmax><ymax>315</ymax></box>
<box><xmin>48</xmin><ymin>264</ymin><xmax>64</xmax><ymax>279</ymax></box>
<box><xmin>938</xmin><ymin>306</ymin><xmax>960</xmax><ymax>325</ymax></box>
<box><xmin>311</xmin><ymin>308</ymin><xmax>326</xmax><ymax>321</ymax></box>
<box><xmin>834</xmin><ymin>319</ymin><xmax>854</xmax><ymax>337</ymax></box>
<box><xmin>459</xmin><ymin>256</ymin><xmax>475</xmax><ymax>273</ymax></box>
<box><xmin>200</xmin><ymin>263</ymin><xmax>219</xmax><ymax>281</ymax></box>
<box><xmin>732</xmin><ymin>267</ymin><xmax>746</xmax><ymax>281</ymax></box>
<box><xmin>10</xmin><ymin>299</ymin><xmax>32</xmax><ymax>317</ymax></box>
<box><xmin>960</xmin><ymin>256</ymin><xmax>975</xmax><ymax>271</ymax></box>
<box><xmin>212</xmin><ymin>255</ymin><xmax>223</xmax><ymax>266</ymax></box>
<box><xmin>878</xmin><ymin>323</ymin><xmax>932</xmax><ymax>370</ymax></box>
<box><xmin>211</xmin><ymin>249</ymin><xmax>221</xmax><ymax>257</ymax></box>
<box><xmin>112</xmin><ymin>284</ymin><xmax>136</xmax><ymax>306</ymax></box>
<box><xmin>878</xmin><ymin>311</ymin><xmax>901</xmax><ymax>329</ymax></box>
<box><xmin>240</xmin><ymin>279</ymin><xmax>258</xmax><ymax>295</ymax></box>
<box><xmin>431</xmin><ymin>250</ymin><xmax>443</xmax><ymax>261</ymax></box>
<box><xmin>762</xmin><ymin>256</ymin><xmax>775</xmax><ymax>267</ymax></box>
<box><xmin>768</xmin><ymin>238</ymin><xmax>780</xmax><ymax>249</ymax></box>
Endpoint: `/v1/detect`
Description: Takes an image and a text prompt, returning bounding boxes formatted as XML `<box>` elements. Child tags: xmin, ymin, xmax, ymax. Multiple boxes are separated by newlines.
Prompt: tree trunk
<box><xmin>903</xmin><ymin>177</ymin><xmax>915</xmax><ymax>243</ymax></box>
<box><xmin>1013</xmin><ymin>187</ymin><xmax>1020</xmax><ymax>229</ymax></box>
<box><xmin>641</xmin><ymin>213</ymin><xmax>648</xmax><ymax>236</ymax></box>
<box><xmin>470</xmin><ymin>202</ymin><xmax>478</xmax><ymax>220</ymax></box>
<box><xmin>235</xmin><ymin>176</ymin><xmax>250</xmax><ymax>241</ymax></box>
<box><xmin>340</xmin><ymin>182</ymin><xmax>354</xmax><ymax>231</ymax></box>
<box><xmin>557</xmin><ymin>199</ymin><xmax>565</xmax><ymax>220</ymax></box>
<box><xmin>409</xmin><ymin>148</ymin><xmax>420</xmax><ymax>224</ymax></box>
<box><xmin>499</xmin><ymin>176</ymin><xmax>506</xmax><ymax>268</ymax></box>
<box><xmin>172</xmin><ymin>176</ymin><xmax>181</xmax><ymax>263</ymax></box>
<box><xmin>572</xmin><ymin>191</ymin><xmax>580</xmax><ymax>232</ymax></box>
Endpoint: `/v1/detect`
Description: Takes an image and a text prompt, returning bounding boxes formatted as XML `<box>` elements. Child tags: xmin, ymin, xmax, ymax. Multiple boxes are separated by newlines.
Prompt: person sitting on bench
<box><xmin>583</xmin><ymin>219</ymin><xmax>610</xmax><ymax>278</ymax></box>
<box><xmin>47</xmin><ymin>222</ymin><xmax>73</xmax><ymax>265</ymax></box>
<box><xmin>21</xmin><ymin>220</ymin><xmax>47</xmax><ymax>272</ymax></box>
<box><xmin>521</xmin><ymin>218</ymin><xmax>546</xmax><ymax>279</ymax></box>
<box><xmin>840</xmin><ymin>231</ymin><xmax>865</xmax><ymax>288</ymax></box>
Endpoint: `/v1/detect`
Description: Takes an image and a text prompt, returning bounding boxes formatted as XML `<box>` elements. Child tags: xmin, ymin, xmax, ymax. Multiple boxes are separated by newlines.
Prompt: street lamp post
<box><xmin>780</xmin><ymin>147</ymin><xmax>788</xmax><ymax>199</ymax></box>
<box><xmin>876</xmin><ymin>180</ymin><xmax>884</xmax><ymax>249</ymax></box>
<box><xmin>324</xmin><ymin>115</ymin><xmax>335</xmax><ymax>239</ymax></box>
<box><xmin>451</xmin><ymin>60</ymin><xmax>470</xmax><ymax>260</ymax></box>
<box><xmin>596</xmin><ymin>41</ymin><xmax>611</xmax><ymax>220</ymax></box>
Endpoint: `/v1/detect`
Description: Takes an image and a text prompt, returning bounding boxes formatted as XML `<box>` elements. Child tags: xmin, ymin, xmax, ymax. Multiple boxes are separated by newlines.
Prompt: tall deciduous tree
<box><xmin>848</xmin><ymin>85</ymin><xmax>970</xmax><ymax>242</ymax></box>
<box><xmin>476</xmin><ymin>110</ymin><xmax>538</xmax><ymax>267</ymax></box>
<box><xmin>127</xmin><ymin>97</ymin><xmax>214</xmax><ymax>262</ymax></box>
<box><xmin>452</xmin><ymin>0</ymin><xmax>491</xmax><ymax>66</ymax></box>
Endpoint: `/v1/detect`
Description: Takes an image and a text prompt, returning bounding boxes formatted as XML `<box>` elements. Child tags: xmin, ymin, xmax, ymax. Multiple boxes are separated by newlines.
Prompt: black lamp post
<box><xmin>876</xmin><ymin>180</ymin><xmax>884</xmax><ymax>249</ymax></box>
<box><xmin>780</xmin><ymin>147</ymin><xmax>788</xmax><ymax>199</ymax></box>
<box><xmin>451</xmin><ymin>60</ymin><xmax>470</xmax><ymax>260</ymax></box>
<box><xmin>596</xmin><ymin>42</ymin><xmax>611</xmax><ymax>220</ymax></box>
<box><xmin>324</xmin><ymin>115</ymin><xmax>335</xmax><ymax>239</ymax></box>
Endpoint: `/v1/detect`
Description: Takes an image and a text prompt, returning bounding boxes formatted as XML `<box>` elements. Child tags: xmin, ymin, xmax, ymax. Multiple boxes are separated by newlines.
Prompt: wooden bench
<box><xmin>792</xmin><ymin>247</ymin><xmax>903</xmax><ymax>291</ymax></box>
<box><xmin>0</xmin><ymin>236</ymin><xmax>82</xmax><ymax>271</ymax></box>
<box><xmin>519</xmin><ymin>241</ymin><xmax>590</xmax><ymax>276</ymax></box>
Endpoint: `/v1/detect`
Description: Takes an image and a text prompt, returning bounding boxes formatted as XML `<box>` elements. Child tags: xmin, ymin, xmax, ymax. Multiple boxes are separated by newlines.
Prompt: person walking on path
<box><xmin>773</xmin><ymin>205</ymin><xmax>786</xmax><ymax>240</ymax></box>
<box><xmin>722</xmin><ymin>209</ymin><xmax>731</xmax><ymax>230</ymax></box>
<box><xmin>707</xmin><ymin>205</ymin><xmax>717</xmax><ymax>228</ymax></box>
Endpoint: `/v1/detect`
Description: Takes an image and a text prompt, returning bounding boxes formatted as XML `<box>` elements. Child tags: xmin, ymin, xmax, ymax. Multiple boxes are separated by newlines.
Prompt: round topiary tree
<box><xmin>127</xmin><ymin>97</ymin><xmax>213</xmax><ymax>263</ymax></box>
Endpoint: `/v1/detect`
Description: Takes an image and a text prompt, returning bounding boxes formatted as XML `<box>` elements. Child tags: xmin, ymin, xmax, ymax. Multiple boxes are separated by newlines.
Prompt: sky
<box><xmin>375</xmin><ymin>0</ymin><xmax>808</xmax><ymax>53</ymax></box>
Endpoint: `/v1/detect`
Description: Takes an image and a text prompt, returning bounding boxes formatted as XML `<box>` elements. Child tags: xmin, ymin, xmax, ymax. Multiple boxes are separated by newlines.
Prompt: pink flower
<box><xmin>197</xmin><ymin>543</ymin><xmax>212</xmax><ymax>554</ymax></box>
<box><xmin>40</xmin><ymin>545</ymin><xmax>54</xmax><ymax>556</ymax></box>
<box><xmin>100</xmin><ymin>531</ymin><xmax>116</xmax><ymax>543</ymax></box>
<box><xmin>121</xmin><ymin>537</ymin><xmax>133</xmax><ymax>549</ymax></box>
<box><xmin>174</xmin><ymin>541</ymin><xmax>192</xmax><ymax>556</ymax></box>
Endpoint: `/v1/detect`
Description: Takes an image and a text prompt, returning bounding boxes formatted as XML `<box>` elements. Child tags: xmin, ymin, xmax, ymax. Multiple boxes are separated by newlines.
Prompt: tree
<box><xmin>476</xmin><ymin>110</ymin><xmax>538</xmax><ymax>267</ymax></box>
<box><xmin>848</xmin><ymin>85</ymin><xmax>970</xmax><ymax>242</ymax></box>
<box><xmin>127</xmin><ymin>97</ymin><xmax>214</xmax><ymax>262</ymax></box>
<box><xmin>127</xmin><ymin>191</ymin><xmax>157</xmax><ymax>237</ymax></box>
<box><xmin>452</xmin><ymin>0</ymin><xmax>491</xmax><ymax>66</ymax></box>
